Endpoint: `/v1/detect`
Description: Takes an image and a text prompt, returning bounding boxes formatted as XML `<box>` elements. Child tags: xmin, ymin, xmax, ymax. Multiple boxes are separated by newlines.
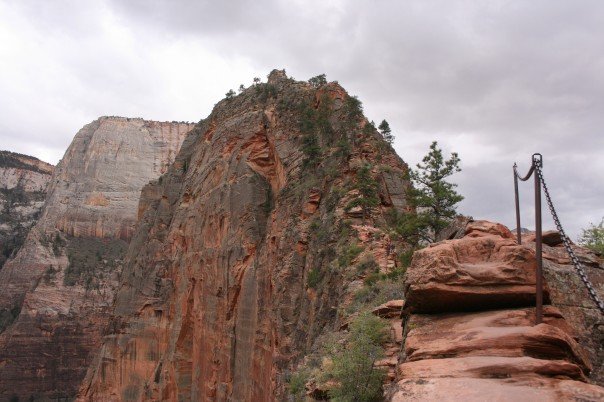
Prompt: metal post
<box><xmin>513</xmin><ymin>164</ymin><xmax>522</xmax><ymax>244</ymax></box>
<box><xmin>534</xmin><ymin>158</ymin><xmax>543</xmax><ymax>324</ymax></box>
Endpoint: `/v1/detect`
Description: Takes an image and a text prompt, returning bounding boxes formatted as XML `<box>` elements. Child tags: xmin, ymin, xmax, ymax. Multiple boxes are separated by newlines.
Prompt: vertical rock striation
<box><xmin>0</xmin><ymin>117</ymin><xmax>193</xmax><ymax>400</ymax></box>
<box><xmin>0</xmin><ymin>151</ymin><xmax>54</xmax><ymax>269</ymax></box>
<box><xmin>79</xmin><ymin>71</ymin><xmax>411</xmax><ymax>400</ymax></box>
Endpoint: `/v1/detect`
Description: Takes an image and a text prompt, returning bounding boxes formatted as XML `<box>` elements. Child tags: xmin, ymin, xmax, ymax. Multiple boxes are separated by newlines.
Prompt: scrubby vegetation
<box><xmin>0</xmin><ymin>299</ymin><xmax>22</xmax><ymax>334</ymax></box>
<box><xmin>288</xmin><ymin>312</ymin><xmax>389</xmax><ymax>402</ymax></box>
<box><xmin>579</xmin><ymin>218</ymin><xmax>604</xmax><ymax>255</ymax></box>
<box><xmin>63</xmin><ymin>236</ymin><xmax>128</xmax><ymax>290</ymax></box>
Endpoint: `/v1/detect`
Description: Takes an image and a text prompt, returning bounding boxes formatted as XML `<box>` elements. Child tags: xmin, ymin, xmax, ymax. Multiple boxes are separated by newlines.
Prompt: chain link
<box><xmin>535</xmin><ymin>162</ymin><xmax>604</xmax><ymax>314</ymax></box>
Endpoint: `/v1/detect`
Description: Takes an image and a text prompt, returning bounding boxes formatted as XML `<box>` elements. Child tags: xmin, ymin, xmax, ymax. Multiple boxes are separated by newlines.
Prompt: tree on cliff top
<box><xmin>579</xmin><ymin>218</ymin><xmax>604</xmax><ymax>255</ymax></box>
<box><xmin>378</xmin><ymin>119</ymin><xmax>393</xmax><ymax>144</ymax></box>
<box><xmin>397</xmin><ymin>141</ymin><xmax>463</xmax><ymax>244</ymax></box>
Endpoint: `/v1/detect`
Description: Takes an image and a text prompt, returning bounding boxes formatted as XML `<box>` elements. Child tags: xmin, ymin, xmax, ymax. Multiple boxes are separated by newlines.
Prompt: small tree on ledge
<box><xmin>378</xmin><ymin>119</ymin><xmax>394</xmax><ymax>144</ymax></box>
<box><xmin>225</xmin><ymin>89</ymin><xmax>236</xmax><ymax>100</ymax></box>
<box><xmin>397</xmin><ymin>141</ymin><xmax>463</xmax><ymax>245</ymax></box>
<box><xmin>346</xmin><ymin>164</ymin><xmax>380</xmax><ymax>224</ymax></box>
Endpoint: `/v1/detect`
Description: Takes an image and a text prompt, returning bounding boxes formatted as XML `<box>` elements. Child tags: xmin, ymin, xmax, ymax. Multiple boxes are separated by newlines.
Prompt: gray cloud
<box><xmin>1</xmin><ymin>0</ymin><xmax>602</xmax><ymax>238</ymax></box>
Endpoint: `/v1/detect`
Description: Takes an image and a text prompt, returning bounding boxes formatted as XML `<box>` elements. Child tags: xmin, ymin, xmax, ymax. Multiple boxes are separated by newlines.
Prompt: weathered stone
<box><xmin>0</xmin><ymin>151</ymin><xmax>53</xmax><ymax>270</ymax></box>
<box><xmin>389</xmin><ymin>220</ymin><xmax>604</xmax><ymax>401</ymax></box>
<box><xmin>404</xmin><ymin>308</ymin><xmax>590</xmax><ymax>373</ymax></box>
<box><xmin>0</xmin><ymin>117</ymin><xmax>192</xmax><ymax>400</ymax></box>
<box><xmin>405</xmin><ymin>220</ymin><xmax>548</xmax><ymax>313</ymax></box>
<box><xmin>372</xmin><ymin>299</ymin><xmax>405</xmax><ymax>318</ymax></box>
<box><xmin>390</xmin><ymin>377</ymin><xmax>604</xmax><ymax>401</ymax></box>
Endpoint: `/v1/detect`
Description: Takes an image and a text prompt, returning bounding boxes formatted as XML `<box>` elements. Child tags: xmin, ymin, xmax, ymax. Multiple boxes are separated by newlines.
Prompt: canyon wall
<box><xmin>0</xmin><ymin>151</ymin><xmax>53</xmax><ymax>269</ymax></box>
<box><xmin>0</xmin><ymin>117</ymin><xmax>193</xmax><ymax>400</ymax></box>
<box><xmin>79</xmin><ymin>71</ymin><xmax>411</xmax><ymax>400</ymax></box>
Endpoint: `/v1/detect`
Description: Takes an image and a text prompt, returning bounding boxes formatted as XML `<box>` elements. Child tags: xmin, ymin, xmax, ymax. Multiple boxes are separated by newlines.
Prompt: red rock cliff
<box><xmin>79</xmin><ymin>71</ymin><xmax>411</xmax><ymax>400</ymax></box>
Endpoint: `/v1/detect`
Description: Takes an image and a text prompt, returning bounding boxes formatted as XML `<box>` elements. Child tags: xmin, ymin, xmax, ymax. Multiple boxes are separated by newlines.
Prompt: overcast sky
<box><xmin>1</xmin><ymin>0</ymin><xmax>603</xmax><ymax>239</ymax></box>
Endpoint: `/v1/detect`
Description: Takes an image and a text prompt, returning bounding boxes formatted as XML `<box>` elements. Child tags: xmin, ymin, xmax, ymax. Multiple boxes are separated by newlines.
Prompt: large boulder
<box><xmin>405</xmin><ymin>220</ymin><xmax>548</xmax><ymax>313</ymax></box>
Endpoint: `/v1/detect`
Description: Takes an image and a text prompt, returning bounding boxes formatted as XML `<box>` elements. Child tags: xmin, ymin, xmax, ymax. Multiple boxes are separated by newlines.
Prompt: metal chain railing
<box><xmin>534</xmin><ymin>163</ymin><xmax>604</xmax><ymax>314</ymax></box>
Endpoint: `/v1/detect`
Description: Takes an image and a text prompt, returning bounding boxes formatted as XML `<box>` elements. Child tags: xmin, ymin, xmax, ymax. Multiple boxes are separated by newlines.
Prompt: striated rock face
<box><xmin>0</xmin><ymin>151</ymin><xmax>54</xmax><ymax>269</ymax></box>
<box><xmin>390</xmin><ymin>221</ymin><xmax>604</xmax><ymax>401</ymax></box>
<box><xmin>0</xmin><ymin>117</ymin><xmax>193</xmax><ymax>400</ymax></box>
<box><xmin>41</xmin><ymin>117</ymin><xmax>193</xmax><ymax>240</ymax></box>
<box><xmin>79</xmin><ymin>71</ymin><xmax>411</xmax><ymax>401</ymax></box>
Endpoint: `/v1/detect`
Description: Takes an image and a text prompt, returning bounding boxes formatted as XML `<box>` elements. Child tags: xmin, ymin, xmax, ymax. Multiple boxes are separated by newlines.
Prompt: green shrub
<box><xmin>307</xmin><ymin>267</ymin><xmax>322</xmax><ymax>288</ymax></box>
<box><xmin>356</xmin><ymin>256</ymin><xmax>379</xmax><ymax>274</ymax></box>
<box><xmin>338</xmin><ymin>243</ymin><xmax>363</xmax><ymax>268</ymax></box>
<box><xmin>327</xmin><ymin>313</ymin><xmax>387</xmax><ymax>401</ymax></box>
<box><xmin>399</xmin><ymin>248</ymin><xmax>415</xmax><ymax>268</ymax></box>
<box><xmin>308</xmin><ymin>74</ymin><xmax>327</xmax><ymax>88</ymax></box>
<box><xmin>288</xmin><ymin>369</ymin><xmax>310</xmax><ymax>397</ymax></box>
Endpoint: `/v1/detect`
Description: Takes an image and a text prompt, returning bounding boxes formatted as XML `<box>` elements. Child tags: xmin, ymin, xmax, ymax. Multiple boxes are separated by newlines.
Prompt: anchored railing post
<box><xmin>534</xmin><ymin>156</ymin><xmax>543</xmax><ymax>324</ymax></box>
<box><xmin>513</xmin><ymin>154</ymin><xmax>544</xmax><ymax>325</ymax></box>
<box><xmin>513</xmin><ymin>163</ymin><xmax>522</xmax><ymax>244</ymax></box>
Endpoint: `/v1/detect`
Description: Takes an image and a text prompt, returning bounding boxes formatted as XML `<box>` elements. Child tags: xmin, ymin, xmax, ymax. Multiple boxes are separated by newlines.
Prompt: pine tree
<box><xmin>378</xmin><ymin>119</ymin><xmax>394</xmax><ymax>144</ymax></box>
<box><xmin>397</xmin><ymin>141</ymin><xmax>463</xmax><ymax>244</ymax></box>
<box><xmin>346</xmin><ymin>164</ymin><xmax>380</xmax><ymax>224</ymax></box>
<box><xmin>225</xmin><ymin>89</ymin><xmax>236</xmax><ymax>100</ymax></box>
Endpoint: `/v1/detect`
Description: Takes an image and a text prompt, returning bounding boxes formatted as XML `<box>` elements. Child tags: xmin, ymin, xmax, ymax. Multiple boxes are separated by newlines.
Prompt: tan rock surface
<box><xmin>0</xmin><ymin>117</ymin><xmax>192</xmax><ymax>400</ymax></box>
<box><xmin>0</xmin><ymin>151</ymin><xmax>54</xmax><ymax>269</ymax></box>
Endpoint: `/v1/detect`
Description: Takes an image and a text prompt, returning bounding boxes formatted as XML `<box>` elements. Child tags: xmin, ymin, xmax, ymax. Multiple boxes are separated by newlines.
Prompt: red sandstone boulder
<box><xmin>371</xmin><ymin>299</ymin><xmax>405</xmax><ymax>318</ymax></box>
<box><xmin>405</xmin><ymin>220</ymin><xmax>549</xmax><ymax>313</ymax></box>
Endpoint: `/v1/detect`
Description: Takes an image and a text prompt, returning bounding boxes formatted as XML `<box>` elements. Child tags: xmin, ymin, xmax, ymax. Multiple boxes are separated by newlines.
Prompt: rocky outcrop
<box><xmin>525</xmin><ymin>230</ymin><xmax>604</xmax><ymax>384</ymax></box>
<box><xmin>79</xmin><ymin>71</ymin><xmax>411</xmax><ymax>401</ymax></box>
<box><xmin>0</xmin><ymin>117</ymin><xmax>193</xmax><ymax>400</ymax></box>
<box><xmin>0</xmin><ymin>151</ymin><xmax>53</xmax><ymax>269</ymax></box>
<box><xmin>390</xmin><ymin>221</ymin><xmax>604</xmax><ymax>401</ymax></box>
<box><xmin>404</xmin><ymin>220</ymin><xmax>549</xmax><ymax>313</ymax></box>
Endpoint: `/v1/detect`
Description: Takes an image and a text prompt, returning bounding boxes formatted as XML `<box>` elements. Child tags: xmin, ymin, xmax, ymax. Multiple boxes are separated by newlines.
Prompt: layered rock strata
<box><xmin>0</xmin><ymin>117</ymin><xmax>193</xmax><ymax>400</ymax></box>
<box><xmin>390</xmin><ymin>220</ymin><xmax>604</xmax><ymax>401</ymax></box>
<box><xmin>0</xmin><ymin>151</ymin><xmax>54</xmax><ymax>269</ymax></box>
<box><xmin>79</xmin><ymin>71</ymin><xmax>411</xmax><ymax>400</ymax></box>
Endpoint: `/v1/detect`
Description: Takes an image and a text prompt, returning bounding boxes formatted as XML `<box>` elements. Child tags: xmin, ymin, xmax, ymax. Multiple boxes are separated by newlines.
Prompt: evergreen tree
<box><xmin>378</xmin><ymin>119</ymin><xmax>394</xmax><ymax>144</ymax></box>
<box><xmin>397</xmin><ymin>141</ymin><xmax>463</xmax><ymax>244</ymax></box>
<box><xmin>347</xmin><ymin>164</ymin><xmax>380</xmax><ymax>224</ymax></box>
<box><xmin>225</xmin><ymin>89</ymin><xmax>236</xmax><ymax>100</ymax></box>
<box><xmin>238</xmin><ymin>84</ymin><xmax>245</xmax><ymax>93</ymax></box>
<box><xmin>308</xmin><ymin>73</ymin><xmax>327</xmax><ymax>88</ymax></box>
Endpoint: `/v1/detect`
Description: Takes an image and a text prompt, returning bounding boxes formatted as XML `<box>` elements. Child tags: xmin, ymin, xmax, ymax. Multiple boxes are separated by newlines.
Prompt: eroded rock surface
<box><xmin>390</xmin><ymin>220</ymin><xmax>604</xmax><ymax>401</ymax></box>
<box><xmin>79</xmin><ymin>71</ymin><xmax>411</xmax><ymax>401</ymax></box>
<box><xmin>0</xmin><ymin>151</ymin><xmax>54</xmax><ymax>269</ymax></box>
<box><xmin>405</xmin><ymin>221</ymin><xmax>548</xmax><ymax>313</ymax></box>
<box><xmin>0</xmin><ymin>117</ymin><xmax>192</xmax><ymax>400</ymax></box>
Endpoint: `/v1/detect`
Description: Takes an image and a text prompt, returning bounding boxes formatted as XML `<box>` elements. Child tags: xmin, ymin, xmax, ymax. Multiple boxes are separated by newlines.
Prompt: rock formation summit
<box><xmin>79</xmin><ymin>71</ymin><xmax>412</xmax><ymax>400</ymax></box>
